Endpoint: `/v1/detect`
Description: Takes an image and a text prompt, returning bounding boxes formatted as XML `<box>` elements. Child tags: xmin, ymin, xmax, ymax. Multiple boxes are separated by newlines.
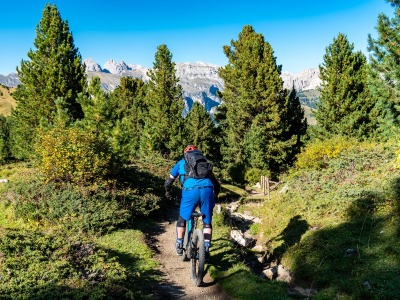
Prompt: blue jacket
<box><xmin>170</xmin><ymin>158</ymin><xmax>216</xmax><ymax>190</ymax></box>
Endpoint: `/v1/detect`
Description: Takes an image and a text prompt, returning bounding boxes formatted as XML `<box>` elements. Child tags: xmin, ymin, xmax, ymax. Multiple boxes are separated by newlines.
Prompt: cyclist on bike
<box><xmin>164</xmin><ymin>145</ymin><xmax>220</xmax><ymax>259</ymax></box>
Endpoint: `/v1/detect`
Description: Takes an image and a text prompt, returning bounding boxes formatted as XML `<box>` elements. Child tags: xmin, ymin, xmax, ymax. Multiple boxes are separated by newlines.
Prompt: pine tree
<box><xmin>218</xmin><ymin>25</ymin><xmax>301</xmax><ymax>179</ymax></box>
<box><xmin>368</xmin><ymin>1</ymin><xmax>400</xmax><ymax>134</ymax></box>
<box><xmin>76</xmin><ymin>77</ymin><xmax>112</xmax><ymax>135</ymax></box>
<box><xmin>0</xmin><ymin>115</ymin><xmax>11</xmax><ymax>161</ymax></box>
<box><xmin>315</xmin><ymin>33</ymin><xmax>376</xmax><ymax>139</ymax></box>
<box><xmin>283</xmin><ymin>87</ymin><xmax>307</xmax><ymax>163</ymax></box>
<box><xmin>140</xmin><ymin>44</ymin><xmax>184</xmax><ymax>158</ymax></box>
<box><xmin>109</xmin><ymin>77</ymin><xmax>147</xmax><ymax>159</ymax></box>
<box><xmin>10</xmin><ymin>4</ymin><xmax>86</xmax><ymax>159</ymax></box>
<box><xmin>184</xmin><ymin>102</ymin><xmax>219</xmax><ymax>161</ymax></box>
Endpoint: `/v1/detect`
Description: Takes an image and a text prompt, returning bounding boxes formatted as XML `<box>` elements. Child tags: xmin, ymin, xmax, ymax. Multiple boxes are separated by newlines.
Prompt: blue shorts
<box><xmin>180</xmin><ymin>187</ymin><xmax>215</xmax><ymax>224</ymax></box>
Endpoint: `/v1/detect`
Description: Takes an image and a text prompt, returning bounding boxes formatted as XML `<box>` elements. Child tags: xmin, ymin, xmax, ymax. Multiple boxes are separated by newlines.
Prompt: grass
<box><xmin>1</xmin><ymin>137</ymin><xmax>399</xmax><ymax>299</ymax></box>
<box><xmin>0</xmin><ymin>84</ymin><xmax>16</xmax><ymax>116</ymax></box>
<box><xmin>303</xmin><ymin>105</ymin><xmax>316</xmax><ymax>125</ymax></box>
<box><xmin>208</xmin><ymin>211</ymin><xmax>290</xmax><ymax>299</ymax></box>
<box><xmin>0</xmin><ymin>161</ymin><xmax>162</xmax><ymax>299</ymax></box>
<box><xmin>95</xmin><ymin>229</ymin><xmax>160</xmax><ymax>298</ymax></box>
<box><xmin>227</xmin><ymin>138</ymin><xmax>400</xmax><ymax>299</ymax></box>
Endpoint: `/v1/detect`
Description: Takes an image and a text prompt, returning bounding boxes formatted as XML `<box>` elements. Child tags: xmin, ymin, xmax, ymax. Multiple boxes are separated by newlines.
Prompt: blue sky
<box><xmin>0</xmin><ymin>0</ymin><xmax>394</xmax><ymax>75</ymax></box>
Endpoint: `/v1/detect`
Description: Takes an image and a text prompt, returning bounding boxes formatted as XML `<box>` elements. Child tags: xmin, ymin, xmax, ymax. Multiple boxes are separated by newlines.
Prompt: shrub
<box><xmin>35</xmin><ymin>126</ymin><xmax>116</xmax><ymax>187</ymax></box>
<box><xmin>295</xmin><ymin>136</ymin><xmax>358</xmax><ymax>170</ymax></box>
<box><xmin>0</xmin><ymin>229</ymin><xmax>133</xmax><ymax>299</ymax></box>
<box><xmin>6</xmin><ymin>179</ymin><xmax>129</xmax><ymax>234</ymax></box>
<box><xmin>244</xmin><ymin>168</ymin><xmax>265</xmax><ymax>185</ymax></box>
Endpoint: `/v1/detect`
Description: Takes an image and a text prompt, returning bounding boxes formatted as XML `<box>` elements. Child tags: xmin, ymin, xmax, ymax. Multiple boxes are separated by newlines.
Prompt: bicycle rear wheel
<box><xmin>190</xmin><ymin>229</ymin><xmax>205</xmax><ymax>286</ymax></box>
<box><xmin>180</xmin><ymin>223</ymin><xmax>190</xmax><ymax>261</ymax></box>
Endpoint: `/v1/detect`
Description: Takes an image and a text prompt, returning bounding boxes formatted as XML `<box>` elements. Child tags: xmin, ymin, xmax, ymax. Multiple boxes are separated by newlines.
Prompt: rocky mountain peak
<box><xmin>83</xmin><ymin>58</ymin><xmax>102</xmax><ymax>72</ymax></box>
<box><xmin>103</xmin><ymin>59</ymin><xmax>129</xmax><ymax>74</ymax></box>
<box><xmin>281</xmin><ymin>68</ymin><xmax>321</xmax><ymax>91</ymax></box>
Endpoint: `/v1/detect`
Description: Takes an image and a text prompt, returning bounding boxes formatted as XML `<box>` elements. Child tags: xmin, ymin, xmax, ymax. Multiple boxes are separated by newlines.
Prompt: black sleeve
<box><xmin>209</xmin><ymin>172</ymin><xmax>221</xmax><ymax>194</ymax></box>
<box><xmin>164</xmin><ymin>177</ymin><xmax>175</xmax><ymax>192</ymax></box>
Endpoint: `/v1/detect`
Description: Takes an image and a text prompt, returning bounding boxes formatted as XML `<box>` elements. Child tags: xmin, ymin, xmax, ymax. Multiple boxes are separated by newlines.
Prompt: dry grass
<box><xmin>302</xmin><ymin>105</ymin><xmax>316</xmax><ymax>125</ymax></box>
<box><xmin>0</xmin><ymin>85</ymin><xmax>16</xmax><ymax>116</ymax></box>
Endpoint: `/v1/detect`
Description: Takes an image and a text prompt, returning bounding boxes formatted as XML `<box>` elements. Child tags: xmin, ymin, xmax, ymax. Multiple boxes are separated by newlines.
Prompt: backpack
<box><xmin>184</xmin><ymin>151</ymin><xmax>212</xmax><ymax>179</ymax></box>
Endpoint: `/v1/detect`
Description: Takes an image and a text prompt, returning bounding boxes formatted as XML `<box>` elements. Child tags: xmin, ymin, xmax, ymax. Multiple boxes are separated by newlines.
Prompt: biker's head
<box><xmin>184</xmin><ymin>144</ymin><xmax>198</xmax><ymax>154</ymax></box>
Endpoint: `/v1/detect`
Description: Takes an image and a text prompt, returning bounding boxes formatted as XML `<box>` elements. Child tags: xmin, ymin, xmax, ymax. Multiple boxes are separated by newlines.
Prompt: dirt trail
<box><xmin>148</xmin><ymin>208</ymin><xmax>232</xmax><ymax>300</ymax></box>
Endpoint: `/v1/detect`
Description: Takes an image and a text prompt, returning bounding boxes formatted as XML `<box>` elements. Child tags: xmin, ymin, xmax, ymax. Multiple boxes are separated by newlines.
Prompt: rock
<box><xmin>230</xmin><ymin>212</ymin><xmax>262</xmax><ymax>224</ymax></box>
<box><xmin>262</xmin><ymin>265</ymin><xmax>292</xmax><ymax>283</ymax></box>
<box><xmin>226</xmin><ymin>201</ymin><xmax>240</xmax><ymax>213</ymax></box>
<box><xmin>344</xmin><ymin>248</ymin><xmax>356</xmax><ymax>257</ymax></box>
<box><xmin>0</xmin><ymin>179</ymin><xmax>8</xmax><ymax>183</ymax></box>
<box><xmin>363</xmin><ymin>281</ymin><xmax>371</xmax><ymax>289</ymax></box>
<box><xmin>279</xmin><ymin>184</ymin><xmax>289</xmax><ymax>193</ymax></box>
<box><xmin>252</xmin><ymin>245</ymin><xmax>264</xmax><ymax>253</ymax></box>
<box><xmin>253</xmin><ymin>182</ymin><xmax>261</xmax><ymax>188</ymax></box>
<box><xmin>230</xmin><ymin>229</ymin><xmax>255</xmax><ymax>247</ymax></box>
<box><xmin>287</xmin><ymin>285</ymin><xmax>317</xmax><ymax>297</ymax></box>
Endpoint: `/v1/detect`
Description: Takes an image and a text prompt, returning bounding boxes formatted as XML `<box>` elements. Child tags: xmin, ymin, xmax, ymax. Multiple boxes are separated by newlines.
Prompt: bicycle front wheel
<box><xmin>191</xmin><ymin>229</ymin><xmax>205</xmax><ymax>286</ymax></box>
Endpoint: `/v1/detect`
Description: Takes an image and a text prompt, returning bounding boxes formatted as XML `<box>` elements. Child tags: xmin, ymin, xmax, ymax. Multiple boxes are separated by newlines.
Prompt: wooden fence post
<box><xmin>266</xmin><ymin>177</ymin><xmax>270</xmax><ymax>201</ymax></box>
<box><xmin>261</xmin><ymin>176</ymin><xmax>265</xmax><ymax>195</ymax></box>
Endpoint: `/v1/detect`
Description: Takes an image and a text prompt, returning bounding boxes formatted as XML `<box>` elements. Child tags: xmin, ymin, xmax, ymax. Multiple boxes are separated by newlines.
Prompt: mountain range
<box><xmin>0</xmin><ymin>59</ymin><xmax>321</xmax><ymax>114</ymax></box>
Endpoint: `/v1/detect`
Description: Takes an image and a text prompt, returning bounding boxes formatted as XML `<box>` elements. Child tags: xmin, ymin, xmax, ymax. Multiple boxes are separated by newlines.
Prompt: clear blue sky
<box><xmin>0</xmin><ymin>0</ymin><xmax>394</xmax><ymax>75</ymax></box>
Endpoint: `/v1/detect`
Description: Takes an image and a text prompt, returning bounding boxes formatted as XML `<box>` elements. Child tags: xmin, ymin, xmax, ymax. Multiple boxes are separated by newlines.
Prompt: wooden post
<box><xmin>266</xmin><ymin>177</ymin><xmax>270</xmax><ymax>201</ymax></box>
<box><xmin>261</xmin><ymin>176</ymin><xmax>265</xmax><ymax>195</ymax></box>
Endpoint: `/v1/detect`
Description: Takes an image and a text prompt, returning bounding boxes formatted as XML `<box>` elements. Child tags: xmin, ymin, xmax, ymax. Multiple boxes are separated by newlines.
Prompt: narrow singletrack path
<box><xmin>148</xmin><ymin>208</ymin><xmax>231</xmax><ymax>300</ymax></box>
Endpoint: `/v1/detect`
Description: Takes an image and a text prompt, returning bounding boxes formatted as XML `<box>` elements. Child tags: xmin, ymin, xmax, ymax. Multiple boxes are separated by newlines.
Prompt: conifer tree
<box><xmin>10</xmin><ymin>4</ymin><xmax>86</xmax><ymax>159</ymax></box>
<box><xmin>109</xmin><ymin>77</ymin><xmax>147</xmax><ymax>159</ymax></box>
<box><xmin>0</xmin><ymin>115</ymin><xmax>11</xmax><ymax>161</ymax></box>
<box><xmin>283</xmin><ymin>88</ymin><xmax>308</xmax><ymax>162</ymax></box>
<box><xmin>76</xmin><ymin>77</ymin><xmax>112</xmax><ymax>135</ymax></box>
<box><xmin>218</xmin><ymin>25</ymin><xmax>301</xmax><ymax>179</ymax></box>
<box><xmin>368</xmin><ymin>1</ymin><xmax>400</xmax><ymax>134</ymax></box>
<box><xmin>315</xmin><ymin>33</ymin><xmax>376</xmax><ymax>139</ymax></box>
<box><xmin>184</xmin><ymin>102</ymin><xmax>219</xmax><ymax>161</ymax></box>
<box><xmin>140</xmin><ymin>44</ymin><xmax>184</xmax><ymax>157</ymax></box>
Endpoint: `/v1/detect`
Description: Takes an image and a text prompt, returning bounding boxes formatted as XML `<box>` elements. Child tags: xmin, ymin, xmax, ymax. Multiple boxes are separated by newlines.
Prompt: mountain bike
<box><xmin>180</xmin><ymin>211</ymin><xmax>206</xmax><ymax>287</ymax></box>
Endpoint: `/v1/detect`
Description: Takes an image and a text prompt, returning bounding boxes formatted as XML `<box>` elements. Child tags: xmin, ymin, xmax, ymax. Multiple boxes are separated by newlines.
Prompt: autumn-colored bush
<box><xmin>35</xmin><ymin>127</ymin><xmax>115</xmax><ymax>186</ymax></box>
<box><xmin>295</xmin><ymin>136</ymin><xmax>363</xmax><ymax>170</ymax></box>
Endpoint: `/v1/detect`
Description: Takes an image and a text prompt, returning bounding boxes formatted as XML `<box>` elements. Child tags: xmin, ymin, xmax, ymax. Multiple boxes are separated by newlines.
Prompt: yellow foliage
<box><xmin>295</xmin><ymin>136</ymin><xmax>372</xmax><ymax>170</ymax></box>
<box><xmin>35</xmin><ymin>127</ymin><xmax>113</xmax><ymax>186</ymax></box>
<box><xmin>396</xmin><ymin>142</ymin><xmax>400</xmax><ymax>169</ymax></box>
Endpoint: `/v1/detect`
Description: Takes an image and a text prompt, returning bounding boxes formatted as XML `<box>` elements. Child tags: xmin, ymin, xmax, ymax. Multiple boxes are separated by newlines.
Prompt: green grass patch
<box><xmin>220</xmin><ymin>184</ymin><xmax>248</xmax><ymax>201</ymax></box>
<box><xmin>251</xmin><ymin>138</ymin><xmax>400</xmax><ymax>298</ymax></box>
<box><xmin>96</xmin><ymin>229</ymin><xmax>160</xmax><ymax>298</ymax></box>
<box><xmin>209</xmin><ymin>211</ymin><xmax>289</xmax><ymax>299</ymax></box>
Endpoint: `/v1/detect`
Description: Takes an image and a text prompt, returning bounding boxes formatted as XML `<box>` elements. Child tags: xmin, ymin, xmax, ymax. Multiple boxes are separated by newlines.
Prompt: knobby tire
<box><xmin>180</xmin><ymin>223</ymin><xmax>190</xmax><ymax>262</ymax></box>
<box><xmin>191</xmin><ymin>229</ymin><xmax>205</xmax><ymax>286</ymax></box>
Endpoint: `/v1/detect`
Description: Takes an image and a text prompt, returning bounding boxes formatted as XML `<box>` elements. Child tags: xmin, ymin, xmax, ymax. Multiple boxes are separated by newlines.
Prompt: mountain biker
<box><xmin>164</xmin><ymin>145</ymin><xmax>220</xmax><ymax>260</ymax></box>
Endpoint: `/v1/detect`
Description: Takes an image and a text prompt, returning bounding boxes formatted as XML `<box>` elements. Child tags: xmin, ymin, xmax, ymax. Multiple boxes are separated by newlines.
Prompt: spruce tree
<box><xmin>368</xmin><ymin>1</ymin><xmax>400</xmax><ymax>134</ymax></box>
<box><xmin>10</xmin><ymin>4</ymin><xmax>86</xmax><ymax>159</ymax></box>
<box><xmin>315</xmin><ymin>33</ymin><xmax>376</xmax><ymax>139</ymax></box>
<box><xmin>140</xmin><ymin>44</ymin><xmax>184</xmax><ymax>158</ymax></box>
<box><xmin>218</xmin><ymin>25</ymin><xmax>301</xmax><ymax>179</ymax></box>
<box><xmin>184</xmin><ymin>102</ymin><xmax>219</xmax><ymax>161</ymax></box>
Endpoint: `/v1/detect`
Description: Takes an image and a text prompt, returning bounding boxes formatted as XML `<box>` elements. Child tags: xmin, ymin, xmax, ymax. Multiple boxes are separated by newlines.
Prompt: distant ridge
<box><xmin>0</xmin><ymin>59</ymin><xmax>321</xmax><ymax>116</ymax></box>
